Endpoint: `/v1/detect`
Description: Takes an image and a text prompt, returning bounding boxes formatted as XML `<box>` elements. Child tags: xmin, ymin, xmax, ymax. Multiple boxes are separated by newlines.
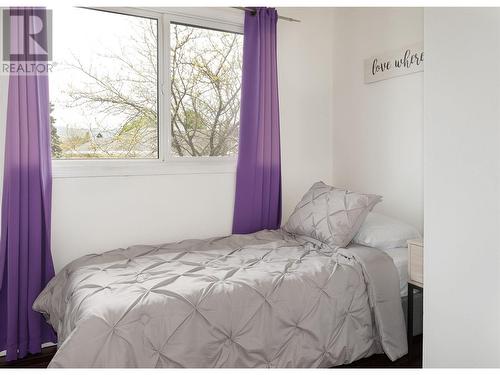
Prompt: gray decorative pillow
<box><xmin>283</xmin><ymin>182</ymin><xmax>382</xmax><ymax>248</ymax></box>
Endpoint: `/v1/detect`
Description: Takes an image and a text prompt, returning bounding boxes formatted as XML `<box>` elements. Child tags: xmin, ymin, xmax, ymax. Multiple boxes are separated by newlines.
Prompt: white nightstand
<box><xmin>407</xmin><ymin>239</ymin><xmax>423</xmax><ymax>355</ymax></box>
<box><xmin>408</xmin><ymin>239</ymin><xmax>423</xmax><ymax>288</ymax></box>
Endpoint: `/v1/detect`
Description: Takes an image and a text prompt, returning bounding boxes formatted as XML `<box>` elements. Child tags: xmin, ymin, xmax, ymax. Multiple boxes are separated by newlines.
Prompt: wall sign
<box><xmin>364</xmin><ymin>42</ymin><xmax>424</xmax><ymax>84</ymax></box>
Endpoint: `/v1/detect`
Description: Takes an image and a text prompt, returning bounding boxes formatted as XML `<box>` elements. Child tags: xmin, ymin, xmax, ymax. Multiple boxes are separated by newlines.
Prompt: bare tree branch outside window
<box><xmin>50</xmin><ymin>9</ymin><xmax>243</xmax><ymax>160</ymax></box>
<box><xmin>170</xmin><ymin>24</ymin><xmax>242</xmax><ymax>157</ymax></box>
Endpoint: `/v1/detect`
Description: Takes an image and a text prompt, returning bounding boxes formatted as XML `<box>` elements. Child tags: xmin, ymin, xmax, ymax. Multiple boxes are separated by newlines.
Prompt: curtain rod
<box><xmin>232</xmin><ymin>7</ymin><xmax>301</xmax><ymax>23</ymax></box>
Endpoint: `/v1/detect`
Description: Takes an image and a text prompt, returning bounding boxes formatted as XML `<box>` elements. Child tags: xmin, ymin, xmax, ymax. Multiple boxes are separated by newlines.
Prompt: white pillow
<box><xmin>352</xmin><ymin>212</ymin><xmax>421</xmax><ymax>250</ymax></box>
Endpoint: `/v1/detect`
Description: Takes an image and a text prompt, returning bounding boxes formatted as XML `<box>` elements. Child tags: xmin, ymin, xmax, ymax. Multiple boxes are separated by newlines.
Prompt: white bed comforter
<box><xmin>33</xmin><ymin>230</ymin><xmax>407</xmax><ymax>368</ymax></box>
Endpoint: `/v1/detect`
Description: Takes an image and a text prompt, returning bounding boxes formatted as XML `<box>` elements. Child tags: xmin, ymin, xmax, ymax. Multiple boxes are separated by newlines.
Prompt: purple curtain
<box><xmin>0</xmin><ymin>8</ymin><xmax>56</xmax><ymax>361</ymax></box>
<box><xmin>232</xmin><ymin>8</ymin><xmax>281</xmax><ymax>234</ymax></box>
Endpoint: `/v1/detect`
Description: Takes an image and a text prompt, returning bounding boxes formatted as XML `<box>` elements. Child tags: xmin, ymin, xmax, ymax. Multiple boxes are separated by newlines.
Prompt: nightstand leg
<box><xmin>407</xmin><ymin>283</ymin><xmax>414</xmax><ymax>357</ymax></box>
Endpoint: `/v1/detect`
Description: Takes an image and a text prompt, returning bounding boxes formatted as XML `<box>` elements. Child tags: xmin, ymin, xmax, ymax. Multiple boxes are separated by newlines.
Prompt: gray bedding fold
<box><xmin>337</xmin><ymin>246</ymin><xmax>408</xmax><ymax>360</ymax></box>
<box><xmin>33</xmin><ymin>230</ymin><xmax>407</xmax><ymax>368</ymax></box>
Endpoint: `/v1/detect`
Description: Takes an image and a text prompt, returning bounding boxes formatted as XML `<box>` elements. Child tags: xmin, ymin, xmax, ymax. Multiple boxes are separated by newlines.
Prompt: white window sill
<box><xmin>52</xmin><ymin>157</ymin><xmax>237</xmax><ymax>178</ymax></box>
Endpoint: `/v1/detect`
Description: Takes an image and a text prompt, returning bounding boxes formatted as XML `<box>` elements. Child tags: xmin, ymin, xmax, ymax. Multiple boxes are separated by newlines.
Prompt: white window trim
<box><xmin>52</xmin><ymin>7</ymin><xmax>243</xmax><ymax>178</ymax></box>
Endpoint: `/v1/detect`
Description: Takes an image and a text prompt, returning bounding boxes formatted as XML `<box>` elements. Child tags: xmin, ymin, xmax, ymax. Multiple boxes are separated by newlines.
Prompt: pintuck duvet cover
<box><xmin>33</xmin><ymin>230</ymin><xmax>407</xmax><ymax>368</ymax></box>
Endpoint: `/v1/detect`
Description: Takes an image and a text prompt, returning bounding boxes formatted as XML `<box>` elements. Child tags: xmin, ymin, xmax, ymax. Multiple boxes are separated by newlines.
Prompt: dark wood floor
<box><xmin>0</xmin><ymin>345</ymin><xmax>57</xmax><ymax>368</ymax></box>
<box><xmin>0</xmin><ymin>335</ymin><xmax>422</xmax><ymax>368</ymax></box>
<box><xmin>340</xmin><ymin>335</ymin><xmax>422</xmax><ymax>368</ymax></box>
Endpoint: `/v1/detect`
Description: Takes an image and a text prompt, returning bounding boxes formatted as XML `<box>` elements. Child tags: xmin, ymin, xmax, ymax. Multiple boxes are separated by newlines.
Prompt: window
<box><xmin>50</xmin><ymin>8</ymin><xmax>159</xmax><ymax>159</ymax></box>
<box><xmin>50</xmin><ymin>7</ymin><xmax>243</xmax><ymax>175</ymax></box>
<box><xmin>170</xmin><ymin>24</ymin><xmax>242</xmax><ymax>157</ymax></box>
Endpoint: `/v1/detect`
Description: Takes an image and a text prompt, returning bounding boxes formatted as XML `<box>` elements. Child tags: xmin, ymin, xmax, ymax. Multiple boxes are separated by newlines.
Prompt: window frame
<box><xmin>52</xmin><ymin>7</ymin><xmax>244</xmax><ymax>178</ymax></box>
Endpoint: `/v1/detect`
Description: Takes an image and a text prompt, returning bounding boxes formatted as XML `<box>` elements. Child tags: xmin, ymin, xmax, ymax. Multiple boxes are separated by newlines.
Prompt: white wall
<box><xmin>278</xmin><ymin>8</ymin><xmax>334</xmax><ymax>221</ymax></box>
<box><xmin>423</xmin><ymin>8</ymin><xmax>500</xmax><ymax>367</ymax></box>
<box><xmin>332</xmin><ymin>8</ymin><xmax>423</xmax><ymax>231</ymax></box>
<box><xmin>46</xmin><ymin>7</ymin><xmax>335</xmax><ymax>271</ymax></box>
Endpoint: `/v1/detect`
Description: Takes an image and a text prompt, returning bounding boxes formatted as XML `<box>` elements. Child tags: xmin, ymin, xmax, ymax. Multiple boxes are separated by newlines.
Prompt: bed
<box><xmin>33</xmin><ymin>229</ymin><xmax>407</xmax><ymax>368</ymax></box>
<box><xmin>384</xmin><ymin>247</ymin><xmax>409</xmax><ymax>297</ymax></box>
<box><xmin>384</xmin><ymin>247</ymin><xmax>423</xmax><ymax>335</ymax></box>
